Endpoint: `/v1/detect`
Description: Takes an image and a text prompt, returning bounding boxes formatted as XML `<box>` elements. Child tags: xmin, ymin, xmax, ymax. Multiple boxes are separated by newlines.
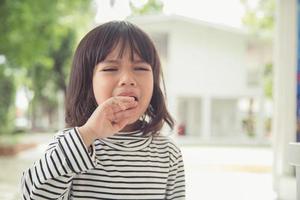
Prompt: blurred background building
<box><xmin>129</xmin><ymin>14</ymin><xmax>272</xmax><ymax>145</ymax></box>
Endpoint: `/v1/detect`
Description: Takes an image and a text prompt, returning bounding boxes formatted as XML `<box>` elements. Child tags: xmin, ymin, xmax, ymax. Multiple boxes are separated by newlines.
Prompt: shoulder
<box><xmin>53</xmin><ymin>127</ymin><xmax>76</xmax><ymax>139</ymax></box>
<box><xmin>152</xmin><ymin>133</ymin><xmax>183</xmax><ymax>160</ymax></box>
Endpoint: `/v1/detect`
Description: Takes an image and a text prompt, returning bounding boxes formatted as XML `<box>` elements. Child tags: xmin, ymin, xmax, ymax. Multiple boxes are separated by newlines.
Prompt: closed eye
<box><xmin>102</xmin><ymin>67</ymin><xmax>118</xmax><ymax>72</ymax></box>
<box><xmin>134</xmin><ymin>67</ymin><xmax>150</xmax><ymax>71</ymax></box>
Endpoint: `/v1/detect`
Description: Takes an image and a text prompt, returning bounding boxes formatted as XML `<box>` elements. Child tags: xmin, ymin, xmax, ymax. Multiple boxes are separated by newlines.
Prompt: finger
<box><xmin>114</xmin><ymin>108</ymin><xmax>137</xmax><ymax>121</ymax></box>
<box><xmin>106</xmin><ymin>106</ymin><xmax>135</xmax><ymax>124</ymax></box>
<box><xmin>105</xmin><ymin>108</ymin><xmax>117</xmax><ymax>122</ymax></box>
<box><xmin>101</xmin><ymin>98</ymin><xmax>122</xmax><ymax>113</ymax></box>
<box><xmin>101</xmin><ymin>96</ymin><xmax>137</xmax><ymax>119</ymax></box>
<box><xmin>111</xmin><ymin>96</ymin><xmax>136</xmax><ymax>107</ymax></box>
<box><xmin>110</xmin><ymin>100</ymin><xmax>137</xmax><ymax>113</ymax></box>
<box><xmin>113</xmin><ymin>96</ymin><xmax>136</xmax><ymax>102</ymax></box>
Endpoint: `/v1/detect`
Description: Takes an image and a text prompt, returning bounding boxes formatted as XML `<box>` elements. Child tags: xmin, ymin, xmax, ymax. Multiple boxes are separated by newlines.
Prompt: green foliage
<box><xmin>0</xmin><ymin>0</ymin><xmax>93</xmax><ymax>132</ymax></box>
<box><xmin>241</xmin><ymin>0</ymin><xmax>275</xmax><ymax>37</ymax></box>
<box><xmin>263</xmin><ymin>63</ymin><xmax>273</xmax><ymax>99</ymax></box>
<box><xmin>130</xmin><ymin>0</ymin><xmax>163</xmax><ymax>16</ymax></box>
<box><xmin>27</xmin><ymin>28</ymin><xmax>76</xmax><ymax>98</ymax></box>
<box><xmin>0</xmin><ymin>0</ymin><xmax>92</xmax><ymax>68</ymax></box>
<box><xmin>27</xmin><ymin>29</ymin><xmax>76</xmax><ymax>126</ymax></box>
<box><xmin>241</xmin><ymin>0</ymin><xmax>274</xmax><ymax>99</ymax></box>
<box><xmin>0</xmin><ymin>64</ymin><xmax>16</xmax><ymax>135</ymax></box>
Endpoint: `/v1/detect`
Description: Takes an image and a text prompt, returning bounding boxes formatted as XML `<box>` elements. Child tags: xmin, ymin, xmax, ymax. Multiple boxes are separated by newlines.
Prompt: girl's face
<box><xmin>92</xmin><ymin>43</ymin><xmax>154</xmax><ymax>129</ymax></box>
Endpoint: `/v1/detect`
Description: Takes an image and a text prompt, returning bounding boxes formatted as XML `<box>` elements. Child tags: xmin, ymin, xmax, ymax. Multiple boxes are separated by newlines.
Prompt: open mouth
<box><xmin>130</xmin><ymin>96</ymin><xmax>138</xmax><ymax>102</ymax></box>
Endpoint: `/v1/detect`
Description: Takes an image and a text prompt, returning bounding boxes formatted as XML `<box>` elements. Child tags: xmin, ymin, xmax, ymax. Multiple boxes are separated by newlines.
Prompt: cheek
<box><xmin>143</xmin><ymin>76</ymin><xmax>154</xmax><ymax>102</ymax></box>
<box><xmin>92</xmin><ymin>76</ymin><xmax>114</xmax><ymax>105</ymax></box>
<box><xmin>150</xmin><ymin>76</ymin><xmax>154</xmax><ymax>95</ymax></box>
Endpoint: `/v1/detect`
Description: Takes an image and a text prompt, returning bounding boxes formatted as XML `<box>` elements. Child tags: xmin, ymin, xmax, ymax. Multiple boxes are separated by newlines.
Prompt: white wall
<box><xmin>129</xmin><ymin>16</ymin><xmax>263</xmax><ymax>97</ymax></box>
<box><xmin>167</xmin><ymin>21</ymin><xmax>253</xmax><ymax>97</ymax></box>
<box><xmin>131</xmin><ymin>16</ymin><xmax>266</xmax><ymax>140</ymax></box>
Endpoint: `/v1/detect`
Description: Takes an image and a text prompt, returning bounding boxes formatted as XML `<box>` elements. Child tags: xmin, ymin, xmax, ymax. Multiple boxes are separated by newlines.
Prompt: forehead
<box><xmin>105</xmin><ymin>46</ymin><xmax>140</xmax><ymax>61</ymax></box>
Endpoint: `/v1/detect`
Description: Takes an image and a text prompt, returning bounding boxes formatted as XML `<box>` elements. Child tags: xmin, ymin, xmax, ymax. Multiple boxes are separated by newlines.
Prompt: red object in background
<box><xmin>177</xmin><ymin>124</ymin><xmax>186</xmax><ymax>136</ymax></box>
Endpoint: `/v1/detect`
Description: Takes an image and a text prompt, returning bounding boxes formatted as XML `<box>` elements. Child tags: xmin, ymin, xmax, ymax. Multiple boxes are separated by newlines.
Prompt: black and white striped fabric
<box><xmin>21</xmin><ymin>127</ymin><xmax>185</xmax><ymax>199</ymax></box>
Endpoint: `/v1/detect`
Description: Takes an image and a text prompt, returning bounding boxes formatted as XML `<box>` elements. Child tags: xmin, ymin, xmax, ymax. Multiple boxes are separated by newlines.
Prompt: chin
<box><xmin>126</xmin><ymin>118</ymin><xmax>139</xmax><ymax>125</ymax></box>
<box><xmin>122</xmin><ymin>117</ymin><xmax>143</xmax><ymax>132</ymax></box>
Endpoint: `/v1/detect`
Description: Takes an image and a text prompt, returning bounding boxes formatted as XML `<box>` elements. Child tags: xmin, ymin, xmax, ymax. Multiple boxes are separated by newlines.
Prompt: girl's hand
<box><xmin>78</xmin><ymin>96</ymin><xmax>138</xmax><ymax>147</ymax></box>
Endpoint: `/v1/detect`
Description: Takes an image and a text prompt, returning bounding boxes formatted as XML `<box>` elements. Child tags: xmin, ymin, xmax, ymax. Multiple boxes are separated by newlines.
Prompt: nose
<box><xmin>119</xmin><ymin>71</ymin><xmax>136</xmax><ymax>87</ymax></box>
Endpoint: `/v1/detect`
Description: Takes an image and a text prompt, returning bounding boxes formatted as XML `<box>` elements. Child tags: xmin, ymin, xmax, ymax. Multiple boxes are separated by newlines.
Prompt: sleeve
<box><xmin>21</xmin><ymin>127</ymin><xmax>96</xmax><ymax>200</ymax></box>
<box><xmin>166</xmin><ymin>144</ymin><xmax>186</xmax><ymax>200</ymax></box>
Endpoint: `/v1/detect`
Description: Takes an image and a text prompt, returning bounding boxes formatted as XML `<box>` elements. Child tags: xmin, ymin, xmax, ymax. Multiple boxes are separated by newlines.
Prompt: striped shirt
<box><xmin>21</xmin><ymin>127</ymin><xmax>185</xmax><ymax>199</ymax></box>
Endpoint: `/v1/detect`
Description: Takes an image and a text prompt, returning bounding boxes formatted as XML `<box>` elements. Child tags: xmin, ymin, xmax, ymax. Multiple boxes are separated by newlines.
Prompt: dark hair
<box><xmin>65</xmin><ymin>21</ymin><xmax>174</xmax><ymax>135</ymax></box>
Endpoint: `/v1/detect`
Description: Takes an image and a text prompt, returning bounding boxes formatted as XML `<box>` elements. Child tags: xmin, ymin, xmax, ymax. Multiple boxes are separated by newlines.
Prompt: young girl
<box><xmin>21</xmin><ymin>21</ymin><xmax>185</xmax><ymax>200</ymax></box>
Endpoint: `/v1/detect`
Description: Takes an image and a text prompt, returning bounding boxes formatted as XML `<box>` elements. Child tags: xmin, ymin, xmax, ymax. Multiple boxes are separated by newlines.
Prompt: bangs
<box><xmin>94</xmin><ymin>21</ymin><xmax>156</xmax><ymax>66</ymax></box>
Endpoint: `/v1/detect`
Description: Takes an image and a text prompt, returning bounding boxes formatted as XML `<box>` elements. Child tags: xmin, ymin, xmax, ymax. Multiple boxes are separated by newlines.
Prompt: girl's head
<box><xmin>65</xmin><ymin>21</ymin><xmax>174</xmax><ymax>134</ymax></box>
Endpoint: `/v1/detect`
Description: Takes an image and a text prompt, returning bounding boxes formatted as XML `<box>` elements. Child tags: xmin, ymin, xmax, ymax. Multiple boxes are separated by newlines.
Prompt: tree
<box><xmin>129</xmin><ymin>0</ymin><xmax>163</xmax><ymax>16</ymax></box>
<box><xmin>241</xmin><ymin>0</ymin><xmax>275</xmax><ymax>137</ymax></box>
<box><xmin>0</xmin><ymin>0</ymin><xmax>92</xmax><ymax>68</ymax></box>
<box><xmin>28</xmin><ymin>29</ymin><xmax>76</xmax><ymax>130</ymax></box>
<box><xmin>0</xmin><ymin>0</ymin><xmax>94</xmax><ymax>132</ymax></box>
<box><xmin>0</xmin><ymin>64</ymin><xmax>16</xmax><ymax>135</ymax></box>
<box><xmin>241</xmin><ymin>0</ymin><xmax>275</xmax><ymax>37</ymax></box>
<box><xmin>241</xmin><ymin>0</ymin><xmax>275</xmax><ymax>99</ymax></box>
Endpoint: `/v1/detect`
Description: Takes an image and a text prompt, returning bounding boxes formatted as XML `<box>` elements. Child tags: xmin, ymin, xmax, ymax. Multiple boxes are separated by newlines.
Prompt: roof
<box><xmin>127</xmin><ymin>14</ymin><xmax>248</xmax><ymax>36</ymax></box>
